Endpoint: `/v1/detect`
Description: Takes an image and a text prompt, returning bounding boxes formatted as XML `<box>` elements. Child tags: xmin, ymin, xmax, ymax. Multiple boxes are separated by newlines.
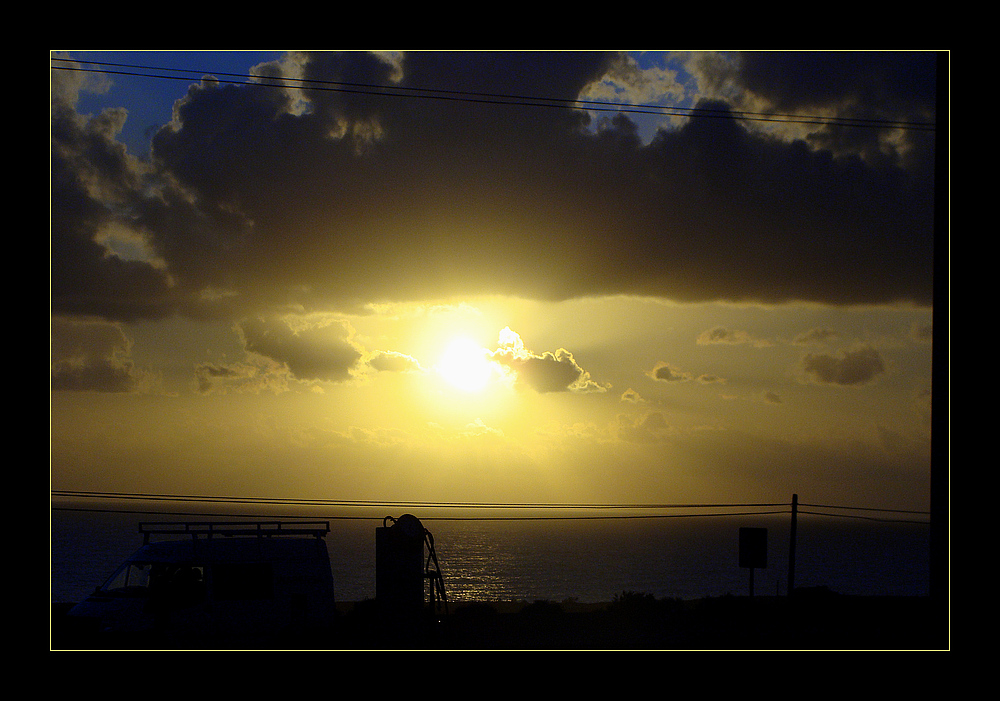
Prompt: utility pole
<box><xmin>788</xmin><ymin>494</ymin><xmax>798</xmax><ymax>596</ymax></box>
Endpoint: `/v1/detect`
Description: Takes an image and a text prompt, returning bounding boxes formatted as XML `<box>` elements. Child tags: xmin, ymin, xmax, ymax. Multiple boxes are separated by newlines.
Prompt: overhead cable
<box><xmin>50</xmin><ymin>57</ymin><xmax>937</xmax><ymax>132</ymax></box>
<box><xmin>50</xmin><ymin>489</ymin><xmax>789</xmax><ymax>511</ymax></box>
<box><xmin>51</xmin><ymin>489</ymin><xmax>930</xmax><ymax>524</ymax></box>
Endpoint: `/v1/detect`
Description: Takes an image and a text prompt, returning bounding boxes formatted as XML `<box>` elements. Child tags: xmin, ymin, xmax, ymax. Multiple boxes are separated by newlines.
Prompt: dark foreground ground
<box><xmin>52</xmin><ymin>591</ymin><xmax>949</xmax><ymax>651</ymax></box>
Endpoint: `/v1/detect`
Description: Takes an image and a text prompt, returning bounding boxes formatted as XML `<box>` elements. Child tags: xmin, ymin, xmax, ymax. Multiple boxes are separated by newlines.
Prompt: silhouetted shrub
<box><xmin>519</xmin><ymin>599</ymin><xmax>564</xmax><ymax>619</ymax></box>
<box><xmin>793</xmin><ymin>585</ymin><xmax>839</xmax><ymax>598</ymax></box>
<box><xmin>453</xmin><ymin>602</ymin><xmax>499</xmax><ymax>620</ymax></box>
<box><xmin>611</xmin><ymin>590</ymin><xmax>658</xmax><ymax>615</ymax></box>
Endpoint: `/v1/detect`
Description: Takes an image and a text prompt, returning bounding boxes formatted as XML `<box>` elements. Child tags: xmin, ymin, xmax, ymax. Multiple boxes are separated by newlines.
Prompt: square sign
<box><xmin>739</xmin><ymin>527</ymin><xmax>767</xmax><ymax>569</ymax></box>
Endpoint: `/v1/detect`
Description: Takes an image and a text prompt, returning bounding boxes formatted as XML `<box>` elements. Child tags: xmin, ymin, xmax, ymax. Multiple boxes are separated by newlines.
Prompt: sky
<box><xmin>50</xmin><ymin>51</ymin><xmax>943</xmax><ymax>516</ymax></box>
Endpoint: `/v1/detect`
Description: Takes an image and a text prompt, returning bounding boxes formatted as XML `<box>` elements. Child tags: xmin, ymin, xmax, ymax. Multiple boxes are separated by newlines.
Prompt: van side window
<box><xmin>212</xmin><ymin>563</ymin><xmax>274</xmax><ymax>600</ymax></box>
<box><xmin>146</xmin><ymin>564</ymin><xmax>206</xmax><ymax>609</ymax></box>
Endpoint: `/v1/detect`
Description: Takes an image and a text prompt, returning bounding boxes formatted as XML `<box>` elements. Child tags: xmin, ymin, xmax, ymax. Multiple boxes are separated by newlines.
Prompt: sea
<box><xmin>50</xmin><ymin>507</ymin><xmax>933</xmax><ymax>606</ymax></box>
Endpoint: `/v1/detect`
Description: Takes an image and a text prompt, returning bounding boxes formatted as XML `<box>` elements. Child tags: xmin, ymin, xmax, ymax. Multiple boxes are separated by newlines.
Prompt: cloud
<box><xmin>737</xmin><ymin>52</ymin><xmax>937</xmax><ymax>114</ymax></box>
<box><xmin>193</xmin><ymin>362</ymin><xmax>260</xmax><ymax>394</ymax></box>
<box><xmin>734</xmin><ymin>51</ymin><xmax>937</xmax><ymax>167</ymax></box>
<box><xmin>51</xmin><ymin>318</ymin><xmax>152</xmax><ymax>392</ymax></box>
<box><xmin>492</xmin><ymin>346</ymin><xmax>603</xmax><ymax>394</ymax></box>
<box><xmin>647</xmin><ymin>361</ymin><xmax>692</xmax><ymax>382</ymax></box>
<box><xmin>696</xmin><ymin>326</ymin><xmax>771</xmax><ymax>347</ymax></box>
<box><xmin>50</xmin><ymin>76</ymin><xmax>175</xmax><ymax>323</ymax></box>
<box><xmin>800</xmin><ymin>345</ymin><xmax>887</xmax><ymax>386</ymax></box>
<box><xmin>50</xmin><ymin>51</ymin><xmax>937</xmax><ymax>324</ymax></box>
<box><xmin>617</xmin><ymin>411</ymin><xmax>673</xmax><ymax>443</ymax></box>
<box><xmin>236</xmin><ymin>315</ymin><xmax>363</xmax><ymax>383</ymax></box>
<box><xmin>490</xmin><ymin>327</ymin><xmax>608</xmax><ymax>393</ymax></box>
<box><xmin>580</xmin><ymin>52</ymin><xmax>687</xmax><ymax>108</ymax></box>
<box><xmin>697</xmin><ymin>374</ymin><xmax>726</xmax><ymax>384</ymax></box>
<box><xmin>460</xmin><ymin>418</ymin><xmax>504</xmax><ymax>439</ymax></box>
<box><xmin>621</xmin><ymin>388</ymin><xmax>644</xmax><ymax>403</ymax></box>
<box><xmin>762</xmin><ymin>390</ymin><xmax>783</xmax><ymax>404</ymax></box>
<box><xmin>367</xmin><ymin>350</ymin><xmax>424</xmax><ymax>374</ymax></box>
<box><xmin>793</xmin><ymin>327</ymin><xmax>839</xmax><ymax>345</ymax></box>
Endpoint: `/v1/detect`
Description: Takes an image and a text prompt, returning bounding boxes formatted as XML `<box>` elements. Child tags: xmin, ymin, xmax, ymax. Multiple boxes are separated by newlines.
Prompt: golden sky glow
<box><xmin>50</xmin><ymin>51</ymin><xmax>943</xmax><ymax>515</ymax></box>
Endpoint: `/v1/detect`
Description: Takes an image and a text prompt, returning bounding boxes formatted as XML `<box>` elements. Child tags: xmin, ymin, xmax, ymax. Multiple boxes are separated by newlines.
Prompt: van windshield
<box><xmin>101</xmin><ymin>562</ymin><xmax>153</xmax><ymax>595</ymax></box>
<box><xmin>102</xmin><ymin>563</ymin><xmax>206</xmax><ymax>607</ymax></box>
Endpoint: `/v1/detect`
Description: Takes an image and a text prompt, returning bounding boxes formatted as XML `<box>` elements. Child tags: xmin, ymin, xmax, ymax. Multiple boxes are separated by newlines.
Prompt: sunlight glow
<box><xmin>436</xmin><ymin>337</ymin><xmax>494</xmax><ymax>392</ymax></box>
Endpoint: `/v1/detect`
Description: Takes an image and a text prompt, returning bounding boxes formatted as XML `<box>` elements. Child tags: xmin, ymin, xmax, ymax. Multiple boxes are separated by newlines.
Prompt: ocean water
<box><xmin>50</xmin><ymin>509</ymin><xmax>931</xmax><ymax>606</ymax></box>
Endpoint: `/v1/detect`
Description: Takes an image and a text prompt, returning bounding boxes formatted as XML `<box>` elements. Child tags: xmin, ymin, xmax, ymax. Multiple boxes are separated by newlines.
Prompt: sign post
<box><xmin>739</xmin><ymin>527</ymin><xmax>768</xmax><ymax>597</ymax></box>
<box><xmin>788</xmin><ymin>494</ymin><xmax>798</xmax><ymax>596</ymax></box>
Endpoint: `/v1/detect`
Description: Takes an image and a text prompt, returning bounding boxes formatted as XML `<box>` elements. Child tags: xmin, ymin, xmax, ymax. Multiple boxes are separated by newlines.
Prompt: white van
<box><xmin>64</xmin><ymin>521</ymin><xmax>336</xmax><ymax>643</ymax></box>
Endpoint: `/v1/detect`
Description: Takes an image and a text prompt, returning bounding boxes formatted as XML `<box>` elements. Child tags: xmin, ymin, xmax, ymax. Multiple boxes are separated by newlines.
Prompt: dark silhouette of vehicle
<box><xmin>65</xmin><ymin>521</ymin><xmax>336</xmax><ymax>640</ymax></box>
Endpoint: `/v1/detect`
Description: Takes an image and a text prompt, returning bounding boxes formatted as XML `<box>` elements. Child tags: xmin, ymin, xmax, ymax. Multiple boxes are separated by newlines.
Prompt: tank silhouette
<box><xmin>375</xmin><ymin>514</ymin><xmax>447</xmax><ymax>622</ymax></box>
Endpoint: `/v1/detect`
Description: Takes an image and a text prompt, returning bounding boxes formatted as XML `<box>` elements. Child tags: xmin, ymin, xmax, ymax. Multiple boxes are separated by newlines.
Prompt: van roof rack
<box><xmin>138</xmin><ymin>521</ymin><xmax>330</xmax><ymax>544</ymax></box>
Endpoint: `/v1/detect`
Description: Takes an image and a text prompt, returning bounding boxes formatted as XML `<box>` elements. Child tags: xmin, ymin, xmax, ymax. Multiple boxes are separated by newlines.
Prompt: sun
<box><xmin>436</xmin><ymin>337</ymin><xmax>494</xmax><ymax>392</ymax></box>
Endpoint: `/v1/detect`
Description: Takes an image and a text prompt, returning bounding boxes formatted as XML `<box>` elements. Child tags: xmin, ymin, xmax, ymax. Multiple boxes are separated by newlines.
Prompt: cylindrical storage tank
<box><xmin>375</xmin><ymin>514</ymin><xmax>425</xmax><ymax>617</ymax></box>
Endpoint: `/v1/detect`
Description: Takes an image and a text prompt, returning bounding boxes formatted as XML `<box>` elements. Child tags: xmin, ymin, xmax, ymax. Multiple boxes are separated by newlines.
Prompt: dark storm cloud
<box><xmin>51</xmin><ymin>51</ymin><xmax>939</xmax><ymax>321</ymax></box>
<box><xmin>50</xmin><ymin>96</ymin><xmax>175</xmax><ymax>322</ymax></box>
<box><xmin>734</xmin><ymin>51</ymin><xmax>938</xmax><ymax>177</ymax></box>
<box><xmin>738</xmin><ymin>52</ymin><xmax>936</xmax><ymax>125</ymax></box>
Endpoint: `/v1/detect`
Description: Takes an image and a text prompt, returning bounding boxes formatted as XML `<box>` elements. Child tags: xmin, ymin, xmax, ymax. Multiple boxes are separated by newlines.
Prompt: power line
<box><xmin>50</xmin><ymin>57</ymin><xmax>936</xmax><ymax>132</ymax></box>
<box><xmin>798</xmin><ymin>509</ymin><xmax>929</xmax><ymax>525</ymax></box>
<box><xmin>51</xmin><ymin>489</ymin><xmax>929</xmax><ymax>524</ymax></box>
<box><xmin>50</xmin><ymin>489</ymin><xmax>788</xmax><ymax>511</ymax></box>
<box><xmin>798</xmin><ymin>501</ymin><xmax>929</xmax><ymax>515</ymax></box>
<box><xmin>51</xmin><ymin>504</ymin><xmax>795</xmax><ymax>522</ymax></box>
